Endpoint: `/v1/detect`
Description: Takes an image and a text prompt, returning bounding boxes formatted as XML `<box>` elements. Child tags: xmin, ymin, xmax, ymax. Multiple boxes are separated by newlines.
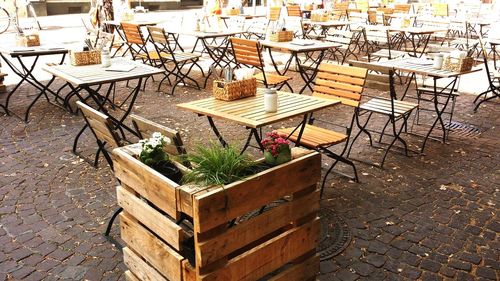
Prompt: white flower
<box><xmin>163</xmin><ymin>137</ymin><xmax>171</xmax><ymax>145</ymax></box>
<box><xmin>149</xmin><ymin>138</ymin><xmax>161</xmax><ymax>148</ymax></box>
<box><xmin>152</xmin><ymin>132</ymin><xmax>162</xmax><ymax>139</ymax></box>
<box><xmin>139</xmin><ymin>139</ymin><xmax>147</xmax><ymax>144</ymax></box>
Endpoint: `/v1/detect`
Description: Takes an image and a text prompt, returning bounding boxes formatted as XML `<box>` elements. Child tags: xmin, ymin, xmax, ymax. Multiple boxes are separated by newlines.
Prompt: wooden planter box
<box><xmin>113</xmin><ymin>145</ymin><xmax>322</xmax><ymax>281</ymax></box>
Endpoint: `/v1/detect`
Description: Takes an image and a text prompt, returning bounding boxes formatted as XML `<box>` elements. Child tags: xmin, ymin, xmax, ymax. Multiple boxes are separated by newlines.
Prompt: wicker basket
<box><xmin>16</xmin><ymin>34</ymin><xmax>40</xmax><ymax>47</ymax></box>
<box><xmin>441</xmin><ymin>56</ymin><xmax>474</xmax><ymax>73</ymax></box>
<box><xmin>269</xmin><ymin>30</ymin><xmax>294</xmax><ymax>42</ymax></box>
<box><xmin>223</xmin><ymin>8</ymin><xmax>240</xmax><ymax>15</ymax></box>
<box><xmin>70</xmin><ymin>50</ymin><xmax>101</xmax><ymax>66</ymax></box>
<box><xmin>213</xmin><ymin>78</ymin><xmax>257</xmax><ymax>101</ymax></box>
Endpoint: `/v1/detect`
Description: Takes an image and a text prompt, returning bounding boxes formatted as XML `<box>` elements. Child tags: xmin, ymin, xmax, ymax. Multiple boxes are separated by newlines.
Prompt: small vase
<box><xmin>153</xmin><ymin>161</ymin><xmax>183</xmax><ymax>184</ymax></box>
<box><xmin>264</xmin><ymin>147</ymin><xmax>292</xmax><ymax>166</ymax></box>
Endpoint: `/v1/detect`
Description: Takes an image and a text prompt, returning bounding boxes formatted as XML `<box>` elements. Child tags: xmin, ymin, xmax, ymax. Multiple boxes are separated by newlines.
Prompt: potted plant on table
<box><xmin>261</xmin><ymin>131</ymin><xmax>292</xmax><ymax>166</ymax></box>
<box><xmin>138</xmin><ymin>132</ymin><xmax>183</xmax><ymax>184</ymax></box>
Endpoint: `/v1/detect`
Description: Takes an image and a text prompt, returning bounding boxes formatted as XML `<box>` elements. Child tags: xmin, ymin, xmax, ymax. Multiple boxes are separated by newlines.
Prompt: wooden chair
<box><xmin>277</xmin><ymin>63</ymin><xmax>368</xmax><ymax>196</ymax></box>
<box><xmin>347</xmin><ymin>61</ymin><xmax>418</xmax><ymax>168</ymax></box>
<box><xmin>432</xmin><ymin>3</ymin><xmax>448</xmax><ymax>17</ymax></box>
<box><xmin>230</xmin><ymin>37</ymin><xmax>293</xmax><ymax>91</ymax></box>
<box><xmin>284</xmin><ymin>16</ymin><xmax>306</xmax><ymax>39</ymax></box>
<box><xmin>286</xmin><ymin>5</ymin><xmax>302</xmax><ymax>17</ymax></box>
<box><xmin>121</xmin><ymin>22</ymin><xmax>159</xmax><ymax>66</ymax></box>
<box><xmin>131</xmin><ymin>114</ymin><xmax>187</xmax><ymax>156</ymax></box>
<box><xmin>325</xmin><ymin>29</ymin><xmax>362</xmax><ymax>64</ymax></box>
<box><xmin>333</xmin><ymin>2</ymin><xmax>350</xmax><ymax>20</ymax></box>
<box><xmin>76</xmin><ymin>101</ymin><xmax>123</xmax><ymax>169</ymax></box>
<box><xmin>363</xmin><ymin>26</ymin><xmax>407</xmax><ymax>62</ymax></box>
<box><xmin>268</xmin><ymin>6</ymin><xmax>282</xmax><ymax>21</ymax></box>
<box><xmin>147</xmin><ymin>26</ymin><xmax>203</xmax><ymax>95</ymax></box>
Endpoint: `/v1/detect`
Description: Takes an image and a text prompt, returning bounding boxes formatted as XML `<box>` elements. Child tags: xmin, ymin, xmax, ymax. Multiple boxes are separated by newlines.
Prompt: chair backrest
<box><xmin>246</xmin><ymin>18</ymin><xmax>268</xmax><ymax>38</ymax></box>
<box><xmin>121</xmin><ymin>22</ymin><xmax>146</xmax><ymax>45</ymax></box>
<box><xmin>286</xmin><ymin>5</ymin><xmax>301</xmax><ymax>17</ymax></box>
<box><xmin>268</xmin><ymin>6</ymin><xmax>282</xmax><ymax>21</ymax></box>
<box><xmin>312</xmin><ymin>63</ymin><xmax>368</xmax><ymax>107</ymax></box>
<box><xmin>432</xmin><ymin>3</ymin><xmax>448</xmax><ymax>17</ymax></box>
<box><xmin>348</xmin><ymin>11</ymin><xmax>367</xmax><ymax>27</ymax></box>
<box><xmin>363</xmin><ymin>26</ymin><xmax>390</xmax><ymax>45</ymax></box>
<box><xmin>333</xmin><ymin>2</ymin><xmax>350</xmax><ymax>19</ymax></box>
<box><xmin>284</xmin><ymin>16</ymin><xmax>304</xmax><ymax>38</ymax></box>
<box><xmin>394</xmin><ymin>4</ymin><xmax>411</xmax><ymax>14</ymax></box>
<box><xmin>325</xmin><ymin>29</ymin><xmax>357</xmax><ymax>47</ymax></box>
<box><xmin>131</xmin><ymin>114</ymin><xmax>186</xmax><ymax>156</ymax></box>
<box><xmin>230</xmin><ymin>37</ymin><xmax>263</xmax><ymax>68</ymax></box>
<box><xmin>76</xmin><ymin>101</ymin><xmax>121</xmax><ymax>149</ymax></box>
<box><xmin>348</xmin><ymin>60</ymin><xmax>393</xmax><ymax>93</ymax></box>
<box><xmin>95</xmin><ymin>31</ymin><xmax>115</xmax><ymax>51</ymax></box>
<box><xmin>354</xmin><ymin>0</ymin><xmax>369</xmax><ymax>12</ymax></box>
<box><xmin>227</xmin><ymin>16</ymin><xmax>247</xmax><ymax>32</ymax></box>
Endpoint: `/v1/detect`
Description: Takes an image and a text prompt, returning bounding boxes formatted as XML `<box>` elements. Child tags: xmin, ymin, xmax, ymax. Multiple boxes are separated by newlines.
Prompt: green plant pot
<box><xmin>264</xmin><ymin>147</ymin><xmax>292</xmax><ymax>166</ymax></box>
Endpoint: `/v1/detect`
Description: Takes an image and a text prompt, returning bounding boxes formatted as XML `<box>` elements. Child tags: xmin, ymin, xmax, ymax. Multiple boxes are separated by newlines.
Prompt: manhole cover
<box><xmin>238</xmin><ymin>201</ymin><xmax>351</xmax><ymax>261</ymax></box>
<box><xmin>318</xmin><ymin>207</ymin><xmax>352</xmax><ymax>260</ymax></box>
<box><xmin>445</xmin><ymin>121</ymin><xmax>483</xmax><ymax>138</ymax></box>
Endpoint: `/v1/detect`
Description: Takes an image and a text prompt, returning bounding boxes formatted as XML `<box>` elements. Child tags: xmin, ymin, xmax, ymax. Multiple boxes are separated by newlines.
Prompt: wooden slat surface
<box><xmin>42</xmin><ymin>58</ymin><xmax>163</xmax><ymax>86</ymax></box>
<box><xmin>177</xmin><ymin>91</ymin><xmax>340</xmax><ymax>128</ymax></box>
<box><xmin>368</xmin><ymin>57</ymin><xmax>480</xmax><ymax>78</ymax></box>
<box><xmin>259</xmin><ymin>40</ymin><xmax>341</xmax><ymax>53</ymax></box>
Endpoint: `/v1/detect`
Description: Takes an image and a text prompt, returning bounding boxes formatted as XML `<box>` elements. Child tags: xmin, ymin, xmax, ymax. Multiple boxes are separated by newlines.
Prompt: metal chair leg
<box><xmin>104</xmin><ymin>207</ymin><xmax>123</xmax><ymax>236</ymax></box>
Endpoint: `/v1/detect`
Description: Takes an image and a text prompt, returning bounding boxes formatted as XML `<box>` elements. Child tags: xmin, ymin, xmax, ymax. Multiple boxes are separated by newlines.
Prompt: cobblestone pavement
<box><xmin>0</xmin><ymin>58</ymin><xmax>498</xmax><ymax>281</ymax></box>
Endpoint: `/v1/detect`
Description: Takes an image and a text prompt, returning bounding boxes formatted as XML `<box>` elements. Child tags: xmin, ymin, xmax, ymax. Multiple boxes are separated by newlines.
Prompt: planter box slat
<box><xmin>193</xmin><ymin>154</ymin><xmax>322</xmax><ymax>233</ymax></box>
<box><xmin>199</xmin><ymin>218</ymin><xmax>320</xmax><ymax>281</ymax></box>
<box><xmin>268</xmin><ymin>254</ymin><xmax>319</xmax><ymax>281</ymax></box>
<box><xmin>120</xmin><ymin>212</ymin><xmax>184</xmax><ymax>280</ymax></box>
<box><xmin>124</xmin><ymin>247</ymin><xmax>169</xmax><ymax>281</ymax></box>
<box><xmin>124</xmin><ymin>270</ymin><xmax>141</xmax><ymax>281</ymax></box>
<box><xmin>114</xmin><ymin>151</ymin><xmax>181</xmax><ymax>220</ymax></box>
<box><xmin>117</xmin><ymin>185</ymin><xmax>185</xmax><ymax>251</ymax></box>
<box><xmin>196</xmin><ymin>189</ymin><xmax>320</xmax><ymax>267</ymax></box>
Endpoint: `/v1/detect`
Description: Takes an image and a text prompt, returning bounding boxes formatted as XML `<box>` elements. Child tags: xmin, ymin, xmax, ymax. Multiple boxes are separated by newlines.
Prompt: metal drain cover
<box><xmin>445</xmin><ymin>121</ymin><xmax>483</xmax><ymax>138</ymax></box>
<box><xmin>318</xmin><ymin>207</ymin><xmax>352</xmax><ymax>261</ymax></box>
<box><xmin>238</xmin><ymin>202</ymin><xmax>351</xmax><ymax>261</ymax></box>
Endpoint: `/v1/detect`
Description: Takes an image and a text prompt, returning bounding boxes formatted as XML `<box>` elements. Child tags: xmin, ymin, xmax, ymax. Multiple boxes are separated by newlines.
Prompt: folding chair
<box><xmin>121</xmin><ymin>22</ymin><xmax>159</xmax><ymax>66</ymax></box>
<box><xmin>230</xmin><ymin>37</ymin><xmax>293</xmax><ymax>91</ymax></box>
<box><xmin>277</xmin><ymin>63</ymin><xmax>368</xmax><ymax>196</ymax></box>
<box><xmin>325</xmin><ymin>29</ymin><xmax>362</xmax><ymax>64</ymax></box>
<box><xmin>284</xmin><ymin>16</ymin><xmax>306</xmax><ymax>39</ymax></box>
<box><xmin>147</xmin><ymin>26</ymin><xmax>203</xmax><ymax>95</ymax></box>
<box><xmin>363</xmin><ymin>26</ymin><xmax>407</xmax><ymax>62</ymax></box>
<box><xmin>347</xmin><ymin>61</ymin><xmax>418</xmax><ymax>168</ymax></box>
<box><xmin>76</xmin><ymin>101</ymin><xmax>123</xmax><ymax>169</ymax></box>
<box><xmin>474</xmin><ymin>38</ymin><xmax>500</xmax><ymax>111</ymax></box>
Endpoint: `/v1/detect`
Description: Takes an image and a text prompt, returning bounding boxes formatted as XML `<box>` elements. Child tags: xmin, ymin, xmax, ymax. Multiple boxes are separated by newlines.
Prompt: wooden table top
<box><xmin>103</xmin><ymin>19</ymin><xmax>164</xmax><ymax>26</ymax></box>
<box><xmin>303</xmin><ymin>20</ymin><xmax>351</xmax><ymax>27</ymax></box>
<box><xmin>219</xmin><ymin>14</ymin><xmax>266</xmax><ymax>19</ymax></box>
<box><xmin>363</xmin><ymin>25</ymin><xmax>448</xmax><ymax>35</ymax></box>
<box><xmin>177</xmin><ymin>90</ymin><xmax>340</xmax><ymax>128</ymax></box>
<box><xmin>368</xmin><ymin>57</ymin><xmax>480</xmax><ymax>78</ymax></box>
<box><xmin>0</xmin><ymin>45</ymin><xmax>69</xmax><ymax>57</ymax></box>
<box><xmin>162</xmin><ymin>28</ymin><xmax>241</xmax><ymax>38</ymax></box>
<box><xmin>42</xmin><ymin>58</ymin><xmax>164</xmax><ymax>86</ymax></box>
<box><xmin>259</xmin><ymin>39</ymin><xmax>341</xmax><ymax>52</ymax></box>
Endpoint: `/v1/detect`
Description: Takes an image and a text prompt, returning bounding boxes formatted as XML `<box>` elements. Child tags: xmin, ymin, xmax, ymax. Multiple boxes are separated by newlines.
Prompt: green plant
<box><xmin>139</xmin><ymin>132</ymin><xmax>171</xmax><ymax>167</ymax></box>
<box><xmin>182</xmin><ymin>143</ymin><xmax>257</xmax><ymax>186</ymax></box>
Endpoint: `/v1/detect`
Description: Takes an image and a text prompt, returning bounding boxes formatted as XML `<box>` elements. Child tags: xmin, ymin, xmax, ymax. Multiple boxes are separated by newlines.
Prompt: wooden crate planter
<box><xmin>113</xmin><ymin>145</ymin><xmax>322</xmax><ymax>281</ymax></box>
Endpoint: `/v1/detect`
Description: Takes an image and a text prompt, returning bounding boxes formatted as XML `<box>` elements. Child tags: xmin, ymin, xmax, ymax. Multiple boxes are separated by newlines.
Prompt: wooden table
<box><xmin>163</xmin><ymin>28</ymin><xmax>242</xmax><ymax>87</ymax></box>
<box><xmin>43</xmin><ymin>58</ymin><xmax>163</xmax><ymax>159</ymax></box>
<box><xmin>259</xmin><ymin>39</ymin><xmax>341</xmax><ymax>94</ymax></box>
<box><xmin>369</xmin><ymin>57</ymin><xmax>480</xmax><ymax>152</ymax></box>
<box><xmin>177</xmin><ymin>90</ymin><xmax>340</xmax><ymax>152</ymax></box>
<box><xmin>0</xmin><ymin>45</ymin><xmax>69</xmax><ymax>121</ymax></box>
